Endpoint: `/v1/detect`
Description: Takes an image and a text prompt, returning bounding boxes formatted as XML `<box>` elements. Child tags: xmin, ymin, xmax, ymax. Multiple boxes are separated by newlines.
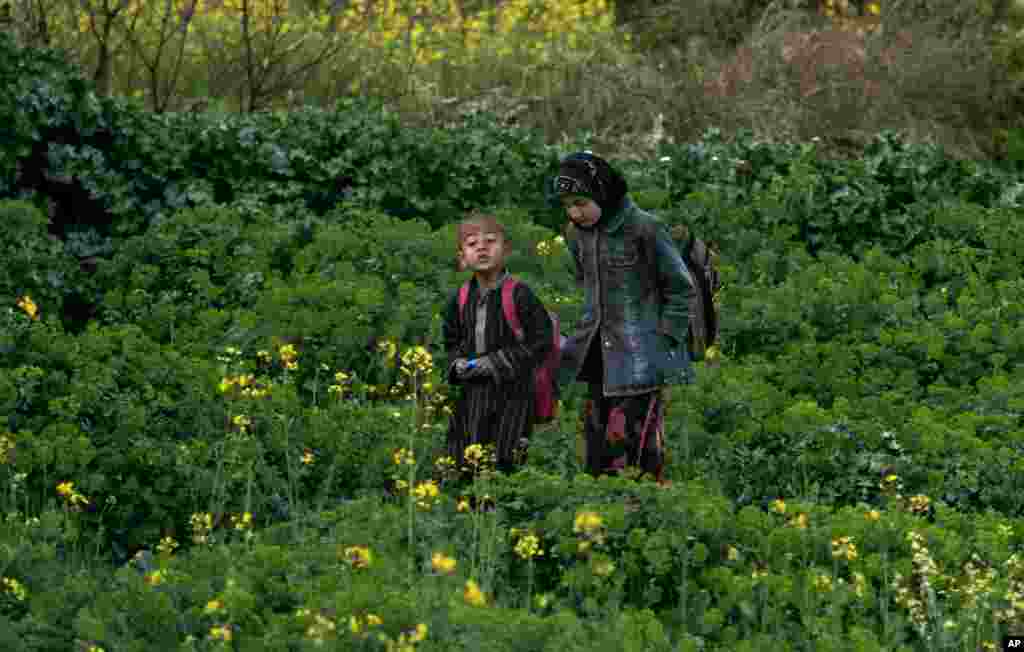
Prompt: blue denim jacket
<box><xmin>559</xmin><ymin>197</ymin><xmax>695</xmax><ymax>396</ymax></box>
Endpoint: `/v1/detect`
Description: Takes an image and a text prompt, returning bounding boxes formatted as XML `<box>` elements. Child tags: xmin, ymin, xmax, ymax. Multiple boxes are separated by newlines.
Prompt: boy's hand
<box><xmin>461</xmin><ymin>356</ymin><xmax>496</xmax><ymax>381</ymax></box>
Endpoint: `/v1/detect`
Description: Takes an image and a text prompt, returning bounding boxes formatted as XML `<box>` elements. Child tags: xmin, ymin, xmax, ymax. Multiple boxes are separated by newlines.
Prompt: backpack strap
<box><xmin>500</xmin><ymin>276</ymin><xmax>525</xmax><ymax>341</ymax></box>
<box><xmin>457</xmin><ymin>281</ymin><xmax>471</xmax><ymax>320</ymax></box>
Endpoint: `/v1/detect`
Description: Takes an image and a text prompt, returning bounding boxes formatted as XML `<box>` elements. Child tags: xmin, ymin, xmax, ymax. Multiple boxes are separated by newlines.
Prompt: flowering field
<box><xmin>3</xmin><ymin>27</ymin><xmax>1024</xmax><ymax>652</ymax></box>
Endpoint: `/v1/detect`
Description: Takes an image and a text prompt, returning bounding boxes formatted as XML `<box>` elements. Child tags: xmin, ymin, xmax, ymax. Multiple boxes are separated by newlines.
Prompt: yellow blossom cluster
<box><xmin>218</xmin><ymin>373</ymin><xmax>271</xmax><ymax>399</ymax></box>
<box><xmin>209</xmin><ymin>623</ymin><xmax>233</xmax><ymax>642</ymax></box>
<box><xmin>279</xmin><ymin>344</ymin><xmax>299</xmax><ymax>371</ymax></box>
<box><xmin>770</xmin><ymin>498</ymin><xmax>786</xmax><ymax>514</ymax></box>
<box><xmin>812</xmin><ymin>572</ymin><xmax>833</xmax><ymax>593</ymax></box>
<box><xmin>865</xmin><ymin>509</ymin><xmax>881</xmax><ymax>522</ymax></box>
<box><xmin>400</xmin><ymin>345</ymin><xmax>434</xmax><ymax>378</ymax></box>
<box><xmin>156</xmin><ymin>536</ymin><xmax>179</xmax><ymax>555</ymax></box>
<box><xmin>0</xmin><ymin>432</ymin><xmax>13</xmax><ymax>464</ymax></box>
<box><xmin>301</xmin><ymin>449</ymin><xmax>315</xmax><ymax>465</ymax></box>
<box><xmin>229</xmin><ymin>511</ymin><xmax>253</xmax><ymax>531</ymax></box>
<box><xmin>788</xmin><ymin>512</ymin><xmax>809</xmax><ymax>530</ymax></box>
<box><xmin>1</xmin><ymin>576</ymin><xmax>27</xmax><ymax>602</ymax></box>
<box><xmin>334</xmin><ymin>0</ymin><xmax>617</xmax><ymax>69</ymax></box>
<box><xmin>535</xmin><ymin>235</ymin><xmax>566</xmax><ymax>256</ymax></box>
<box><xmin>462</xmin><ymin>443</ymin><xmax>495</xmax><ymax>473</ymax></box>
<box><xmin>230</xmin><ymin>414</ymin><xmax>253</xmax><ymax>434</ymax></box>
<box><xmin>393</xmin><ymin>447</ymin><xmax>416</xmax><ymax>467</ymax></box>
<box><xmin>831</xmin><ymin>536</ymin><xmax>858</xmax><ymax>562</ymax></box>
<box><xmin>56</xmin><ymin>481</ymin><xmax>90</xmax><ymax>508</ymax></box>
<box><xmin>907</xmin><ymin>494</ymin><xmax>931</xmax><ymax>515</ymax></box>
<box><xmin>328</xmin><ymin>370</ymin><xmax>353</xmax><ymax>399</ymax></box>
<box><xmin>16</xmin><ymin>295</ymin><xmax>38</xmax><ymax>320</ymax></box>
<box><xmin>145</xmin><ymin>569</ymin><xmax>166</xmax><ymax>586</ymax></box>
<box><xmin>343</xmin><ymin>545</ymin><xmax>373</xmax><ymax>569</ymax></box>
<box><xmin>191</xmin><ymin>512</ymin><xmax>214</xmax><ymax>544</ymax></box>
<box><xmin>510</xmin><ymin>529</ymin><xmax>543</xmax><ymax>561</ymax></box>
<box><xmin>463</xmin><ymin>579</ymin><xmax>487</xmax><ymax>606</ymax></box>
<box><xmin>892</xmin><ymin>531</ymin><xmax>943</xmax><ymax>635</ymax></box>
<box><xmin>205</xmin><ymin>599</ymin><xmax>224</xmax><ymax>614</ymax></box>
<box><xmin>573</xmin><ymin>509</ymin><xmax>605</xmax><ymax>553</ymax></box>
<box><xmin>412</xmin><ymin>480</ymin><xmax>440</xmax><ymax>509</ymax></box>
<box><xmin>431</xmin><ymin>551</ymin><xmax>457</xmax><ymax>574</ymax></box>
<box><xmin>376</xmin><ymin>622</ymin><xmax>427</xmax><ymax>652</ymax></box>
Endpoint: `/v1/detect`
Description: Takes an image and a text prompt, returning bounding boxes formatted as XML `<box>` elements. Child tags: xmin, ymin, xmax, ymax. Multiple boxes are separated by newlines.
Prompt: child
<box><xmin>442</xmin><ymin>213</ymin><xmax>553</xmax><ymax>476</ymax></box>
<box><xmin>554</xmin><ymin>152</ymin><xmax>695</xmax><ymax>483</ymax></box>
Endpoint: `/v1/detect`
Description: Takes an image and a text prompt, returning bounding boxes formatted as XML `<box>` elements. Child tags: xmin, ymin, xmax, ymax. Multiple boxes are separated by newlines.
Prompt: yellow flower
<box><xmin>908</xmin><ymin>494</ymin><xmax>931</xmax><ymax>514</ymax></box>
<box><xmin>813</xmin><ymin>573</ymin><xmax>833</xmax><ymax>592</ymax></box>
<box><xmin>1</xmin><ymin>577</ymin><xmax>27</xmax><ymax>601</ymax></box>
<box><xmin>400</xmin><ymin>345</ymin><xmax>434</xmax><ymax>377</ymax></box>
<box><xmin>393</xmin><ymin>447</ymin><xmax>415</xmax><ymax>466</ymax></box>
<box><xmin>463</xmin><ymin>579</ymin><xmax>487</xmax><ymax>606</ymax></box>
<box><xmin>56</xmin><ymin>481</ymin><xmax>74</xmax><ymax>497</ymax></box>
<box><xmin>409</xmin><ymin>623</ymin><xmax>428</xmax><ymax>643</ymax></box>
<box><xmin>513</xmin><ymin>533</ymin><xmax>543</xmax><ymax>560</ymax></box>
<box><xmin>457</xmin><ymin>498</ymin><xmax>470</xmax><ymax>513</ymax></box>
<box><xmin>788</xmin><ymin>513</ymin><xmax>809</xmax><ymax>530</ymax></box>
<box><xmin>302</xmin><ymin>449</ymin><xmax>315</xmax><ymax>465</ymax></box>
<box><xmin>866</xmin><ymin>2</ymin><xmax>880</xmax><ymax>15</ymax></box>
<box><xmin>157</xmin><ymin>536</ymin><xmax>179</xmax><ymax>555</ymax></box>
<box><xmin>205</xmin><ymin>599</ymin><xmax>224</xmax><ymax>613</ymax></box>
<box><xmin>209</xmin><ymin>624</ymin><xmax>233</xmax><ymax>641</ymax></box>
<box><xmin>726</xmin><ymin>545</ymin><xmax>740</xmax><ymax>561</ymax></box>
<box><xmin>831</xmin><ymin>536</ymin><xmax>858</xmax><ymax>562</ymax></box>
<box><xmin>431</xmin><ymin>551</ymin><xmax>457</xmax><ymax>574</ymax></box>
<box><xmin>366</xmin><ymin>613</ymin><xmax>383</xmax><ymax>626</ymax></box>
<box><xmin>413</xmin><ymin>480</ymin><xmax>440</xmax><ymax>509</ymax></box>
<box><xmin>0</xmin><ymin>433</ymin><xmax>13</xmax><ymax>464</ymax></box>
<box><xmin>343</xmin><ymin>545</ymin><xmax>373</xmax><ymax>569</ymax></box>
<box><xmin>770</xmin><ymin>498</ymin><xmax>786</xmax><ymax>514</ymax></box>
<box><xmin>865</xmin><ymin>509</ymin><xmax>881</xmax><ymax>522</ymax></box>
<box><xmin>16</xmin><ymin>296</ymin><xmax>38</xmax><ymax>320</ymax></box>
<box><xmin>573</xmin><ymin>510</ymin><xmax>603</xmax><ymax>535</ymax></box>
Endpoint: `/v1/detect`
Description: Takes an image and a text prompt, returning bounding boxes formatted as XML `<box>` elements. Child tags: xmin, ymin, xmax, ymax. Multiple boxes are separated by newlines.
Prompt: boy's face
<box><xmin>561</xmin><ymin>195</ymin><xmax>602</xmax><ymax>228</ymax></box>
<box><xmin>460</xmin><ymin>230</ymin><xmax>506</xmax><ymax>273</ymax></box>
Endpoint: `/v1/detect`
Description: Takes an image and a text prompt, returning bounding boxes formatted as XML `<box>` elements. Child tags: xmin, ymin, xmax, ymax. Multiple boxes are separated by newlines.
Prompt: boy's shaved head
<box><xmin>458</xmin><ymin>212</ymin><xmax>508</xmax><ymax>247</ymax></box>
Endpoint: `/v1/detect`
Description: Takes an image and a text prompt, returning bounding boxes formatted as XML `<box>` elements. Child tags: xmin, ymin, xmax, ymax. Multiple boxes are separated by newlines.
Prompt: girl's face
<box><xmin>460</xmin><ymin>230</ymin><xmax>506</xmax><ymax>273</ymax></box>
<box><xmin>561</xmin><ymin>195</ymin><xmax>602</xmax><ymax>228</ymax></box>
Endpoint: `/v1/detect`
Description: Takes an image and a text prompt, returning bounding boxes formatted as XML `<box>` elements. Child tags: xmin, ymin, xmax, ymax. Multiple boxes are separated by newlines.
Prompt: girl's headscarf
<box><xmin>551</xmin><ymin>151</ymin><xmax>628</xmax><ymax>221</ymax></box>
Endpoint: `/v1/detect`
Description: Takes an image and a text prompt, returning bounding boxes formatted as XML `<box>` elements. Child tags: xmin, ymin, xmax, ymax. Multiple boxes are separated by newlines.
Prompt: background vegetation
<box><xmin>1</xmin><ymin>3</ymin><xmax>1024</xmax><ymax>651</ymax></box>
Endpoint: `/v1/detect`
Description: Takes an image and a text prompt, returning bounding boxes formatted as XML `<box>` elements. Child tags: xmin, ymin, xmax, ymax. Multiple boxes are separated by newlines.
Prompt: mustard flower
<box><xmin>463</xmin><ymin>579</ymin><xmax>487</xmax><ymax>606</ymax></box>
<box><xmin>726</xmin><ymin>545</ymin><xmax>740</xmax><ymax>561</ymax></box>
<box><xmin>400</xmin><ymin>345</ymin><xmax>433</xmax><ymax>377</ymax></box>
<box><xmin>145</xmin><ymin>570</ymin><xmax>165</xmax><ymax>586</ymax></box>
<box><xmin>302</xmin><ymin>449</ymin><xmax>315</xmax><ymax>465</ymax></box>
<box><xmin>343</xmin><ymin>545</ymin><xmax>373</xmax><ymax>569</ymax></box>
<box><xmin>205</xmin><ymin>599</ymin><xmax>224</xmax><ymax>614</ymax></box>
<box><xmin>156</xmin><ymin>536</ymin><xmax>179</xmax><ymax>555</ymax></box>
<box><xmin>16</xmin><ymin>296</ymin><xmax>38</xmax><ymax>320</ymax></box>
<box><xmin>0</xmin><ymin>433</ymin><xmax>13</xmax><ymax>464</ymax></box>
<box><xmin>366</xmin><ymin>614</ymin><xmax>383</xmax><ymax>626</ymax></box>
<box><xmin>513</xmin><ymin>532</ymin><xmax>543</xmax><ymax>560</ymax></box>
<box><xmin>573</xmin><ymin>510</ymin><xmax>603</xmax><ymax>535</ymax></box>
<box><xmin>191</xmin><ymin>512</ymin><xmax>214</xmax><ymax>544</ymax></box>
<box><xmin>770</xmin><ymin>498</ymin><xmax>786</xmax><ymax>514</ymax></box>
<box><xmin>1</xmin><ymin>576</ymin><xmax>27</xmax><ymax>601</ymax></box>
<box><xmin>813</xmin><ymin>573</ymin><xmax>833</xmax><ymax>593</ymax></box>
<box><xmin>865</xmin><ymin>509</ymin><xmax>881</xmax><ymax>522</ymax></box>
<box><xmin>413</xmin><ymin>480</ymin><xmax>440</xmax><ymax>509</ymax></box>
<box><xmin>831</xmin><ymin>536</ymin><xmax>858</xmax><ymax>562</ymax></box>
<box><xmin>393</xmin><ymin>447</ymin><xmax>415</xmax><ymax>466</ymax></box>
<box><xmin>908</xmin><ymin>494</ymin><xmax>931</xmax><ymax>514</ymax></box>
<box><xmin>431</xmin><ymin>552</ymin><xmax>457</xmax><ymax>574</ymax></box>
<box><xmin>788</xmin><ymin>513</ymin><xmax>809</xmax><ymax>530</ymax></box>
<box><xmin>209</xmin><ymin>624</ymin><xmax>233</xmax><ymax>641</ymax></box>
<box><xmin>456</xmin><ymin>498</ymin><xmax>470</xmax><ymax>513</ymax></box>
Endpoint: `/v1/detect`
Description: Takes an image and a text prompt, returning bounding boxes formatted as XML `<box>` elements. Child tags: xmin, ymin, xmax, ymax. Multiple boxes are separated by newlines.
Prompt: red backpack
<box><xmin>457</xmin><ymin>276</ymin><xmax>561</xmax><ymax>423</ymax></box>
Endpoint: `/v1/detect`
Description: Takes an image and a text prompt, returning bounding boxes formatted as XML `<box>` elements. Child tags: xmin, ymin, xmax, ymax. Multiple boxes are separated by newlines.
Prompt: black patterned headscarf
<box><xmin>551</xmin><ymin>151</ymin><xmax>629</xmax><ymax>220</ymax></box>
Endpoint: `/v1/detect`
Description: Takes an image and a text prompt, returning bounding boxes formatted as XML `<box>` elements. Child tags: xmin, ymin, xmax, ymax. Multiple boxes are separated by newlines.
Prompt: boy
<box><xmin>442</xmin><ymin>213</ymin><xmax>553</xmax><ymax>476</ymax></box>
<box><xmin>554</xmin><ymin>152</ymin><xmax>695</xmax><ymax>482</ymax></box>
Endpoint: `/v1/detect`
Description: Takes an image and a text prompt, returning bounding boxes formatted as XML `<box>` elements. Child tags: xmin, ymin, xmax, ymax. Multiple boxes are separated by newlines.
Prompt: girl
<box><xmin>554</xmin><ymin>152</ymin><xmax>695</xmax><ymax>482</ymax></box>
